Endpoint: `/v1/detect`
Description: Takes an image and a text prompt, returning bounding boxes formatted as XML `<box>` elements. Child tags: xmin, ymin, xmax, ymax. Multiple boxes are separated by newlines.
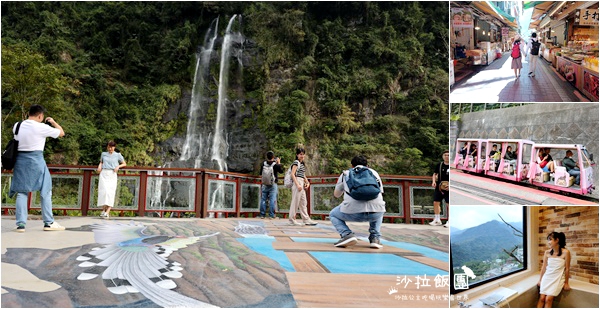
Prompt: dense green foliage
<box><xmin>2</xmin><ymin>1</ymin><xmax>448</xmax><ymax>176</ymax></box>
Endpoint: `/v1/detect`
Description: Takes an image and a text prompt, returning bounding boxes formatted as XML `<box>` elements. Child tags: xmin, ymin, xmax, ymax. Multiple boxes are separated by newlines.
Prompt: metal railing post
<box><xmin>402</xmin><ymin>180</ymin><xmax>412</xmax><ymax>224</ymax></box>
<box><xmin>235</xmin><ymin>177</ymin><xmax>241</xmax><ymax>218</ymax></box>
<box><xmin>138</xmin><ymin>171</ymin><xmax>147</xmax><ymax>217</ymax></box>
<box><xmin>194</xmin><ymin>171</ymin><xmax>203</xmax><ymax>218</ymax></box>
<box><xmin>81</xmin><ymin>170</ymin><xmax>92</xmax><ymax>216</ymax></box>
<box><xmin>201</xmin><ymin>172</ymin><xmax>209</xmax><ymax>218</ymax></box>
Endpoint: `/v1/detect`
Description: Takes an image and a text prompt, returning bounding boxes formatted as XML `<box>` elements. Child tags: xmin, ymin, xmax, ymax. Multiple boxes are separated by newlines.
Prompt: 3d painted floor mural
<box><xmin>1</xmin><ymin>217</ymin><xmax>449</xmax><ymax>308</ymax></box>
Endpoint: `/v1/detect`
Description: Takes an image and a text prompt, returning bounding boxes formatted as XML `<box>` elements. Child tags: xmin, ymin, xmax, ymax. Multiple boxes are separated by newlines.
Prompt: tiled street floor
<box><xmin>1</xmin><ymin>216</ymin><xmax>449</xmax><ymax>308</ymax></box>
<box><xmin>451</xmin><ymin>53</ymin><xmax>591</xmax><ymax>103</ymax></box>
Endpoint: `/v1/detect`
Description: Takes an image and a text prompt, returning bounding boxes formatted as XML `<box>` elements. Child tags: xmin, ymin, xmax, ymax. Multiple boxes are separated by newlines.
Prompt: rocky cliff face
<box><xmin>155</xmin><ymin>38</ymin><xmax>268</xmax><ymax>174</ymax></box>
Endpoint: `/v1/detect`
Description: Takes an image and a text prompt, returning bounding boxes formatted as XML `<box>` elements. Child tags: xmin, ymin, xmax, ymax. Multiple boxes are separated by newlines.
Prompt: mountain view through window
<box><xmin>450</xmin><ymin>206</ymin><xmax>526</xmax><ymax>293</ymax></box>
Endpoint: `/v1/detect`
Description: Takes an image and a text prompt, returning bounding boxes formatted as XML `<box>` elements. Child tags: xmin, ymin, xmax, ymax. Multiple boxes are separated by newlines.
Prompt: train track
<box><xmin>453</xmin><ymin>170</ymin><xmax>599</xmax><ymax>205</ymax></box>
<box><xmin>450</xmin><ymin>182</ymin><xmax>541</xmax><ymax>205</ymax></box>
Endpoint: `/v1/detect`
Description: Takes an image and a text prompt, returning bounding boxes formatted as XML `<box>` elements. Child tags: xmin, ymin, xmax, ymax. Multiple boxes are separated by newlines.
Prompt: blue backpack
<box><xmin>344</xmin><ymin>167</ymin><xmax>381</xmax><ymax>201</ymax></box>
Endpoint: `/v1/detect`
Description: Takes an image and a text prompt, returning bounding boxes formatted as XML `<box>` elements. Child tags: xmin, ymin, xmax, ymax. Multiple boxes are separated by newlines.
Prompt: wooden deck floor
<box><xmin>253</xmin><ymin>219</ymin><xmax>450</xmax><ymax>307</ymax></box>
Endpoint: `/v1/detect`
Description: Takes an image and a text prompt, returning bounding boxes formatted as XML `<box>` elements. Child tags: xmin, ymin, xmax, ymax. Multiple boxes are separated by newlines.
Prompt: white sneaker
<box><xmin>99</xmin><ymin>212</ymin><xmax>106</xmax><ymax>218</ymax></box>
<box><xmin>444</xmin><ymin>221</ymin><xmax>449</xmax><ymax>228</ymax></box>
<box><xmin>289</xmin><ymin>221</ymin><xmax>303</xmax><ymax>226</ymax></box>
<box><xmin>43</xmin><ymin>222</ymin><xmax>66</xmax><ymax>231</ymax></box>
<box><xmin>429</xmin><ymin>220</ymin><xmax>442</xmax><ymax>226</ymax></box>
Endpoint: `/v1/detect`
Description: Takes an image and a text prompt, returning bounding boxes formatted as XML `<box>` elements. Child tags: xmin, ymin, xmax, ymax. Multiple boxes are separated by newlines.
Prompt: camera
<box><xmin>45</xmin><ymin>120</ymin><xmax>53</xmax><ymax>126</ymax></box>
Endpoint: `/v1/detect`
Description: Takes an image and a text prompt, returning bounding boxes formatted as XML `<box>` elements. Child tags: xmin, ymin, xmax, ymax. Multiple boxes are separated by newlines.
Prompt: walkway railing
<box><xmin>1</xmin><ymin>165</ymin><xmax>448</xmax><ymax>223</ymax></box>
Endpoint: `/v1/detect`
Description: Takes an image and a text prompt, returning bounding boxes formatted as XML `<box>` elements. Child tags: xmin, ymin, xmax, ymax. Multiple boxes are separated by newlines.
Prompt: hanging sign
<box><xmin>452</xmin><ymin>8</ymin><xmax>474</xmax><ymax>28</ymax></box>
<box><xmin>501</xmin><ymin>27</ymin><xmax>509</xmax><ymax>38</ymax></box>
<box><xmin>575</xmin><ymin>9</ymin><xmax>599</xmax><ymax>26</ymax></box>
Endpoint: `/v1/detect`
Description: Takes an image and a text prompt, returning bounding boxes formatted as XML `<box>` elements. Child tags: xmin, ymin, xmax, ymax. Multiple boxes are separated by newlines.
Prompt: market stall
<box><xmin>530</xmin><ymin>1</ymin><xmax>598</xmax><ymax>100</ymax></box>
<box><xmin>556</xmin><ymin>52</ymin><xmax>599</xmax><ymax>101</ymax></box>
<box><xmin>450</xmin><ymin>2</ymin><xmax>518</xmax><ymax>86</ymax></box>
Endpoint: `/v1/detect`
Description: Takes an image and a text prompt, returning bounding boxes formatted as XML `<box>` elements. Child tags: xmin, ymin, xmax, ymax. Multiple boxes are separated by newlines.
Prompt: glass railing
<box><xmin>1</xmin><ymin>166</ymin><xmax>446</xmax><ymax>223</ymax></box>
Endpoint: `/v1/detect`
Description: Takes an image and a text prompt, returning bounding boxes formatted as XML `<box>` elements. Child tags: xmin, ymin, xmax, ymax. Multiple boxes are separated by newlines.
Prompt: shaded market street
<box><xmin>450</xmin><ymin>52</ymin><xmax>591</xmax><ymax>102</ymax></box>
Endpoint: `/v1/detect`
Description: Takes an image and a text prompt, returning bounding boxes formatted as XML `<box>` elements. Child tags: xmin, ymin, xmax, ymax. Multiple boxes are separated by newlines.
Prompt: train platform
<box><xmin>1</xmin><ymin>216</ymin><xmax>449</xmax><ymax>308</ymax></box>
<box><xmin>451</xmin><ymin>170</ymin><xmax>599</xmax><ymax>205</ymax></box>
<box><xmin>450</xmin><ymin>52</ymin><xmax>591</xmax><ymax>103</ymax></box>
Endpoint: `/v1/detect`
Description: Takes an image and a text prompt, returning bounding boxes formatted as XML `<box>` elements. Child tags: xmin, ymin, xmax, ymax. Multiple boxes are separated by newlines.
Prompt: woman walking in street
<box><xmin>289</xmin><ymin>147</ymin><xmax>317</xmax><ymax>226</ymax></box>
<box><xmin>97</xmin><ymin>141</ymin><xmax>126</xmax><ymax>219</ymax></box>
<box><xmin>511</xmin><ymin>34</ymin><xmax>527</xmax><ymax>78</ymax></box>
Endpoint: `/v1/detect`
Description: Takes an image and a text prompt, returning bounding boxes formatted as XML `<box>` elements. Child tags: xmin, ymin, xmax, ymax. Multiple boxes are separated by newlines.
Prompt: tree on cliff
<box><xmin>1</xmin><ymin>1</ymin><xmax>448</xmax><ymax>176</ymax></box>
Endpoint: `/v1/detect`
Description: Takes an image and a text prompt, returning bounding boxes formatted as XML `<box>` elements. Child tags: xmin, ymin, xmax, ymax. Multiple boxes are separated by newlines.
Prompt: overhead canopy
<box><xmin>471</xmin><ymin>1</ymin><xmax>519</xmax><ymax>29</ymax></box>
<box><xmin>527</xmin><ymin>1</ymin><xmax>596</xmax><ymax>30</ymax></box>
<box><xmin>523</xmin><ymin>1</ymin><xmax>549</xmax><ymax>10</ymax></box>
<box><xmin>528</xmin><ymin>1</ymin><xmax>555</xmax><ymax>30</ymax></box>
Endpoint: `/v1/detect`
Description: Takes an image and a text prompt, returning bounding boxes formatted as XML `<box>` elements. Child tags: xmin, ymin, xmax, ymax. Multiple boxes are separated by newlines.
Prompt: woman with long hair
<box><xmin>97</xmin><ymin>141</ymin><xmax>126</xmax><ymax>219</ymax></box>
<box><xmin>511</xmin><ymin>34</ymin><xmax>526</xmax><ymax>78</ymax></box>
<box><xmin>537</xmin><ymin>232</ymin><xmax>571</xmax><ymax>308</ymax></box>
<box><xmin>288</xmin><ymin>147</ymin><xmax>317</xmax><ymax>226</ymax></box>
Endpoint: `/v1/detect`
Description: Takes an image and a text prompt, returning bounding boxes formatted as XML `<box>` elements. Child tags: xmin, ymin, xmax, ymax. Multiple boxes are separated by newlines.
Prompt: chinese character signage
<box><xmin>452</xmin><ymin>8</ymin><xmax>474</xmax><ymax>28</ymax></box>
<box><xmin>502</xmin><ymin>27</ymin><xmax>509</xmax><ymax>38</ymax></box>
<box><xmin>576</xmin><ymin>9</ymin><xmax>599</xmax><ymax>26</ymax></box>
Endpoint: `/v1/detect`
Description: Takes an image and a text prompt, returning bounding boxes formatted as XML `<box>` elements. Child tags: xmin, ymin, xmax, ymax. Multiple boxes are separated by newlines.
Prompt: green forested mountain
<box><xmin>1</xmin><ymin>1</ymin><xmax>448</xmax><ymax>175</ymax></box>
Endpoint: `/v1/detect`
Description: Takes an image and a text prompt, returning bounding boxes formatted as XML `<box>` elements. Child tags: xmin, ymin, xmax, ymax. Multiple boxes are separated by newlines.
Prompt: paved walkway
<box><xmin>451</xmin><ymin>53</ymin><xmax>591</xmax><ymax>103</ymax></box>
<box><xmin>1</xmin><ymin>216</ymin><xmax>449</xmax><ymax>308</ymax></box>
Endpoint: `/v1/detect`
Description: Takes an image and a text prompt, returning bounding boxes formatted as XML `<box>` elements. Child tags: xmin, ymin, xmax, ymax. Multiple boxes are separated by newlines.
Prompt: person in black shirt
<box><xmin>430</xmin><ymin>151</ymin><xmax>449</xmax><ymax>227</ymax></box>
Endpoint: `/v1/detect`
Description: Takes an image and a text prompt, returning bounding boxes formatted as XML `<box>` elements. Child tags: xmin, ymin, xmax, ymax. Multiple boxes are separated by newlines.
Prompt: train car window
<box><xmin>582</xmin><ymin>149</ymin><xmax>593</xmax><ymax>168</ymax></box>
<box><xmin>521</xmin><ymin>144</ymin><xmax>532</xmax><ymax>164</ymax></box>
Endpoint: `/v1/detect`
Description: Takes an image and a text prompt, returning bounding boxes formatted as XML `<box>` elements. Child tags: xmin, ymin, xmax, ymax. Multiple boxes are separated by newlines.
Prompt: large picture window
<box><xmin>450</xmin><ymin>206</ymin><xmax>527</xmax><ymax>294</ymax></box>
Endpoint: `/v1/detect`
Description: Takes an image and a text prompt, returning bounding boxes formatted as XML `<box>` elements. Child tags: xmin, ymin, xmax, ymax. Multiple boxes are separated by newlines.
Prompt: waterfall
<box><xmin>180</xmin><ymin>17</ymin><xmax>219</xmax><ymax>168</ymax></box>
<box><xmin>150</xmin><ymin>15</ymin><xmax>244</xmax><ymax>215</ymax></box>
<box><xmin>210</xmin><ymin>14</ymin><xmax>239</xmax><ymax>172</ymax></box>
<box><xmin>209</xmin><ymin>14</ymin><xmax>242</xmax><ymax>213</ymax></box>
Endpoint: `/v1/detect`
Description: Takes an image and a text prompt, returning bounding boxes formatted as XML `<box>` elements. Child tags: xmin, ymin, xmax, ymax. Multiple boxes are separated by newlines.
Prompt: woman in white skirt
<box><xmin>97</xmin><ymin>141</ymin><xmax>126</xmax><ymax>219</ymax></box>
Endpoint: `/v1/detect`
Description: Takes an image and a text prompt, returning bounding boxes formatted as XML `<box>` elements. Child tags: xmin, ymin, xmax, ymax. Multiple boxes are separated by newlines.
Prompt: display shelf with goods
<box><xmin>555</xmin><ymin>50</ymin><xmax>599</xmax><ymax>101</ymax></box>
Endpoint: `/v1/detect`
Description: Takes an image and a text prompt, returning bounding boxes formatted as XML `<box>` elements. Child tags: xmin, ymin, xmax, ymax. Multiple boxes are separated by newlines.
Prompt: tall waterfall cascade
<box><xmin>151</xmin><ymin>15</ymin><xmax>244</xmax><ymax>214</ymax></box>
<box><xmin>180</xmin><ymin>17</ymin><xmax>219</xmax><ymax>168</ymax></box>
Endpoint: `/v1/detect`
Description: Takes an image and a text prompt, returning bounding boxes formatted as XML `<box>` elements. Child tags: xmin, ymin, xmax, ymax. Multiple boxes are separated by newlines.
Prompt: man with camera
<box><xmin>9</xmin><ymin>104</ymin><xmax>66</xmax><ymax>232</ymax></box>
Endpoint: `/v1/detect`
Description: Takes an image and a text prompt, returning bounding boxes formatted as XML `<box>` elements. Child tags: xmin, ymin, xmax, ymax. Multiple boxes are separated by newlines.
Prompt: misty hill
<box><xmin>451</xmin><ymin>220</ymin><xmax>522</xmax><ymax>268</ymax></box>
<box><xmin>449</xmin><ymin>226</ymin><xmax>463</xmax><ymax>236</ymax></box>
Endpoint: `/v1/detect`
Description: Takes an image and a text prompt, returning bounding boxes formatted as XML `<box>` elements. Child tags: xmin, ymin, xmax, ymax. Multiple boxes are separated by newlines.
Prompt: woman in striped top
<box><xmin>289</xmin><ymin>148</ymin><xmax>317</xmax><ymax>225</ymax></box>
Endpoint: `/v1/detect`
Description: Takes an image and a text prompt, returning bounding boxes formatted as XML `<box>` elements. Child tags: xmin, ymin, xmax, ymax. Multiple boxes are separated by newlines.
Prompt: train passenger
<box><xmin>489</xmin><ymin>144</ymin><xmax>498</xmax><ymax>157</ymax></box>
<box><xmin>562</xmin><ymin>150</ymin><xmax>580</xmax><ymax>186</ymax></box>
<box><xmin>503</xmin><ymin>146</ymin><xmax>518</xmax><ymax>174</ymax></box>
<box><xmin>504</xmin><ymin>145</ymin><xmax>517</xmax><ymax>161</ymax></box>
<box><xmin>459</xmin><ymin>143</ymin><xmax>468</xmax><ymax>158</ymax></box>
<box><xmin>469</xmin><ymin>144</ymin><xmax>477</xmax><ymax>158</ymax></box>
<box><xmin>538</xmin><ymin>148</ymin><xmax>555</xmax><ymax>174</ymax></box>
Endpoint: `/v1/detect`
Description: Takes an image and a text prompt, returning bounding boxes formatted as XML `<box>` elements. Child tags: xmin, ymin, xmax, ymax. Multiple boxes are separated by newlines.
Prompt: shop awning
<box><xmin>527</xmin><ymin>1</ymin><xmax>555</xmax><ymax>30</ymax></box>
<box><xmin>527</xmin><ymin>1</ymin><xmax>594</xmax><ymax>30</ymax></box>
<box><xmin>523</xmin><ymin>1</ymin><xmax>549</xmax><ymax>10</ymax></box>
<box><xmin>471</xmin><ymin>1</ymin><xmax>519</xmax><ymax>29</ymax></box>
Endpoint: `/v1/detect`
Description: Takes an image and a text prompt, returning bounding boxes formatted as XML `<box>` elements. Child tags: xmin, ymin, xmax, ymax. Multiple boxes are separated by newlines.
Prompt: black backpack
<box><xmin>1</xmin><ymin>122</ymin><xmax>23</xmax><ymax>170</ymax></box>
<box><xmin>531</xmin><ymin>39</ymin><xmax>541</xmax><ymax>56</ymax></box>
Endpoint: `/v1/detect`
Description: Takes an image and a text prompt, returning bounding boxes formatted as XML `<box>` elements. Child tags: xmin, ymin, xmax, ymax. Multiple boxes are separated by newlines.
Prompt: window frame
<box><xmin>450</xmin><ymin>206</ymin><xmax>528</xmax><ymax>294</ymax></box>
